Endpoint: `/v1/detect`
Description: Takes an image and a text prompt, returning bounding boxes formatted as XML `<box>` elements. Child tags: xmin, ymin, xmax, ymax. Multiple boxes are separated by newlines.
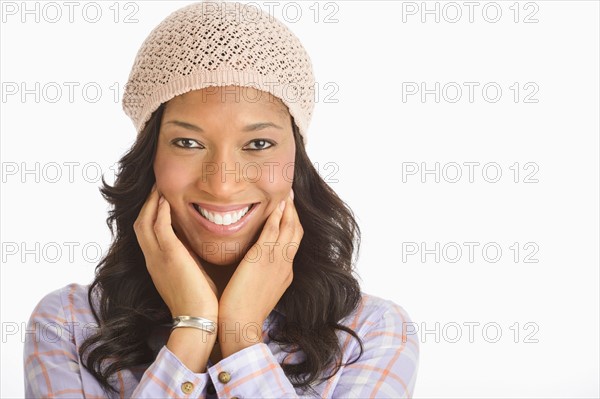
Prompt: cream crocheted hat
<box><xmin>122</xmin><ymin>0</ymin><xmax>316</xmax><ymax>145</ymax></box>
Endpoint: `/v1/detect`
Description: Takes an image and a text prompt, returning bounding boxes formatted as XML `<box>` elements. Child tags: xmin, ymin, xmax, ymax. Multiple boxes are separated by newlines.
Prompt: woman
<box><xmin>23</xmin><ymin>2</ymin><xmax>419</xmax><ymax>398</ymax></box>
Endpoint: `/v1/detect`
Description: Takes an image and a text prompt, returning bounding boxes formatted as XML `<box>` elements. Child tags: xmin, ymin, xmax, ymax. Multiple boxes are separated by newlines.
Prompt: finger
<box><xmin>135</xmin><ymin>184</ymin><xmax>159</xmax><ymax>228</ymax></box>
<box><xmin>153</xmin><ymin>197</ymin><xmax>183</xmax><ymax>253</ymax></box>
<box><xmin>256</xmin><ymin>199</ymin><xmax>286</xmax><ymax>245</ymax></box>
<box><xmin>276</xmin><ymin>193</ymin><xmax>300</xmax><ymax>245</ymax></box>
<box><xmin>133</xmin><ymin>186</ymin><xmax>161</xmax><ymax>253</ymax></box>
<box><xmin>281</xmin><ymin>189</ymin><xmax>303</xmax><ymax>256</ymax></box>
<box><xmin>290</xmin><ymin>191</ymin><xmax>303</xmax><ymax>238</ymax></box>
<box><xmin>279</xmin><ymin>197</ymin><xmax>303</xmax><ymax>263</ymax></box>
<box><xmin>287</xmin><ymin>215</ymin><xmax>304</xmax><ymax>262</ymax></box>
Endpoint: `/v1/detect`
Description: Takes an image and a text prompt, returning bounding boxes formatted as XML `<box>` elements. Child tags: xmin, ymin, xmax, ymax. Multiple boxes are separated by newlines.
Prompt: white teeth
<box><xmin>196</xmin><ymin>205</ymin><xmax>251</xmax><ymax>226</ymax></box>
<box><xmin>235</xmin><ymin>209</ymin><xmax>244</xmax><ymax>220</ymax></box>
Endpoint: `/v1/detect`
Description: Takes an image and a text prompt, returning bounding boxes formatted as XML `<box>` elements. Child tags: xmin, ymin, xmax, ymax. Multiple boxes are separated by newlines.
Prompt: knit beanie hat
<box><xmin>122</xmin><ymin>0</ymin><xmax>316</xmax><ymax>145</ymax></box>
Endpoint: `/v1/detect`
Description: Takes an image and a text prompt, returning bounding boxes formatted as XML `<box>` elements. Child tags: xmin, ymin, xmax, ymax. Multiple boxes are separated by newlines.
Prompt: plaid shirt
<box><xmin>24</xmin><ymin>283</ymin><xmax>419</xmax><ymax>398</ymax></box>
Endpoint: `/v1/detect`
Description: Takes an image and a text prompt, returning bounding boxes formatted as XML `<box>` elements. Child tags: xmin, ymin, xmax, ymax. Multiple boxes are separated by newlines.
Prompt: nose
<box><xmin>198</xmin><ymin>150</ymin><xmax>247</xmax><ymax>200</ymax></box>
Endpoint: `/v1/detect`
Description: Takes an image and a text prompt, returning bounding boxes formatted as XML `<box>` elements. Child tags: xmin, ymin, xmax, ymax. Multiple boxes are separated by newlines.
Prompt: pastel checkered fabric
<box><xmin>24</xmin><ymin>283</ymin><xmax>419</xmax><ymax>398</ymax></box>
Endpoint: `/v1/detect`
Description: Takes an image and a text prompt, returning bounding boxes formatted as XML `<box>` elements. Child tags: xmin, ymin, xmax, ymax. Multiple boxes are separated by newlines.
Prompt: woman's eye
<box><xmin>244</xmin><ymin>139</ymin><xmax>274</xmax><ymax>151</ymax></box>
<box><xmin>173</xmin><ymin>138</ymin><xmax>203</xmax><ymax>149</ymax></box>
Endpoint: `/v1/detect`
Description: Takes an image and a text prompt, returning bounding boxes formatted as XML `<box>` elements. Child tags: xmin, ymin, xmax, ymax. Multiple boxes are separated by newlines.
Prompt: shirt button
<box><xmin>181</xmin><ymin>381</ymin><xmax>194</xmax><ymax>394</ymax></box>
<box><xmin>218</xmin><ymin>371</ymin><xmax>231</xmax><ymax>383</ymax></box>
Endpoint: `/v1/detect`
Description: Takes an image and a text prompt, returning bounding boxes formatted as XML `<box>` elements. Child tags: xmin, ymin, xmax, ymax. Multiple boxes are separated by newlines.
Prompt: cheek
<box><xmin>254</xmin><ymin>152</ymin><xmax>295</xmax><ymax>199</ymax></box>
<box><xmin>153</xmin><ymin>151</ymin><xmax>192</xmax><ymax>196</ymax></box>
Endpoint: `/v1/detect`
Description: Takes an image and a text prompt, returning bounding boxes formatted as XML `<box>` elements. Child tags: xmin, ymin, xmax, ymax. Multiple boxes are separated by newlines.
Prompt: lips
<box><xmin>193</xmin><ymin>203</ymin><xmax>255</xmax><ymax>226</ymax></box>
<box><xmin>189</xmin><ymin>200</ymin><xmax>260</xmax><ymax>236</ymax></box>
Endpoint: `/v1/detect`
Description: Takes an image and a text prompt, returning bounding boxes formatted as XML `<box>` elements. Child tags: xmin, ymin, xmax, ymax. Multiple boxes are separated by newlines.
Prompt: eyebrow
<box><xmin>163</xmin><ymin>120</ymin><xmax>283</xmax><ymax>132</ymax></box>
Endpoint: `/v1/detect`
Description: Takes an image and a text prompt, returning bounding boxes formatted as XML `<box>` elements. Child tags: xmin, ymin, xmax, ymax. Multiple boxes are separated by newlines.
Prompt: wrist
<box><xmin>217</xmin><ymin>319</ymin><xmax>263</xmax><ymax>358</ymax></box>
<box><xmin>219</xmin><ymin>339</ymin><xmax>262</xmax><ymax>358</ymax></box>
<box><xmin>172</xmin><ymin>315</ymin><xmax>218</xmax><ymax>334</ymax></box>
<box><xmin>167</xmin><ymin>328</ymin><xmax>217</xmax><ymax>373</ymax></box>
<box><xmin>171</xmin><ymin>308</ymin><xmax>218</xmax><ymax>323</ymax></box>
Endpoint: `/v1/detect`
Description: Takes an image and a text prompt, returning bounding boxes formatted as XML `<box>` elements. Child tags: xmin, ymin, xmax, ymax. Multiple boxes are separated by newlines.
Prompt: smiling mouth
<box><xmin>192</xmin><ymin>203</ymin><xmax>257</xmax><ymax>226</ymax></box>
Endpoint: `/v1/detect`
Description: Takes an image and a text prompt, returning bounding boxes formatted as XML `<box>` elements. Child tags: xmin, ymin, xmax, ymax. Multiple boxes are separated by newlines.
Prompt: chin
<box><xmin>190</xmin><ymin>235</ymin><xmax>254</xmax><ymax>266</ymax></box>
<box><xmin>198</xmin><ymin>250</ymin><xmax>244</xmax><ymax>266</ymax></box>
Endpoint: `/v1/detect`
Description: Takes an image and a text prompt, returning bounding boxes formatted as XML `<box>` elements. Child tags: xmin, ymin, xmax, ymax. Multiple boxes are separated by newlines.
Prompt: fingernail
<box><xmin>159</xmin><ymin>196</ymin><xmax>165</xmax><ymax>204</ymax></box>
<box><xmin>290</xmin><ymin>189</ymin><xmax>294</xmax><ymax>200</ymax></box>
<box><xmin>279</xmin><ymin>200</ymin><xmax>286</xmax><ymax>211</ymax></box>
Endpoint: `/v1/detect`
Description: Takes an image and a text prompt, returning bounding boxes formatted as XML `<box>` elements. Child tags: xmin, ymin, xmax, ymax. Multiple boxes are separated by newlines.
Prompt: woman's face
<box><xmin>154</xmin><ymin>86</ymin><xmax>295</xmax><ymax>266</ymax></box>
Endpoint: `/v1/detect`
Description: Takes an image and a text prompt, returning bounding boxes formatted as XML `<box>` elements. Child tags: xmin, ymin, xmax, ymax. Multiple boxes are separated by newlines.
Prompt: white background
<box><xmin>1</xmin><ymin>0</ymin><xmax>599</xmax><ymax>397</ymax></box>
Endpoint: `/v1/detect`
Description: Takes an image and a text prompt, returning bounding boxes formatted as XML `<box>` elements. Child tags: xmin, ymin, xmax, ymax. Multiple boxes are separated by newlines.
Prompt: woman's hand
<box><xmin>133</xmin><ymin>184</ymin><xmax>218</xmax><ymax>320</ymax></box>
<box><xmin>218</xmin><ymin>189</ymin><xmax>303</xmax><ymax>356</ymax></box>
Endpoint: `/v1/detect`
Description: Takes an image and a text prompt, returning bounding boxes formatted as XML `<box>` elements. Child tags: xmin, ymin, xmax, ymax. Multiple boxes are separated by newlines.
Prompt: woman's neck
<box><xmin>198</xmin><ymin>258</ymin><xmax>238</xmax><ymax>299</ymax></box>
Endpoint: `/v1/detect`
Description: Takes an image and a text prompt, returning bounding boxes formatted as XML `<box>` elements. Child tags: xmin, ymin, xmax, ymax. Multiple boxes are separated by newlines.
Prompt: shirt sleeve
<box><xmin>208</xmin><ymin>343</ymin><xmax>298</xmax><ymax>398</ymax></box>
<box><xmin>201</xmin><ymin>302</ymin><xmax>419</xmax><ymax>399</ymax></box>
<box><xmin>329</xmin><ymin>303</ymin><xmax>420</xmax><ymax>398</ymax></box>
<box><xmin>23</xmin><ymin>287</ymin><xmax>214</xmax><ymax>398</ymax></box>
<box><xmin>131</xmin><ymin>346</ymin><xmax>211</xmax><ymax>398</ymax></box>
<box><xmin>24</xmin><ymin>289</ymin><xmax>86</xmax><ymax>398</ymax></box>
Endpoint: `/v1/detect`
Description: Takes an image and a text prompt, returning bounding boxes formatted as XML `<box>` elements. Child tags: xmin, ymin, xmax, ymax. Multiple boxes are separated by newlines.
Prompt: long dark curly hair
<box><xmin>79</xmin><ymin>102</ymin><xmax>364</xmax><ymax>395</ymax></box>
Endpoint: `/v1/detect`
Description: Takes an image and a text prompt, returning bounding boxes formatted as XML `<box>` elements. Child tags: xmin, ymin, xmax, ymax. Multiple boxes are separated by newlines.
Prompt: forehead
<box><xmin>166</xmin><ymin>86</ymin><xmax>289</xmax><ymax>117</ymax></box>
